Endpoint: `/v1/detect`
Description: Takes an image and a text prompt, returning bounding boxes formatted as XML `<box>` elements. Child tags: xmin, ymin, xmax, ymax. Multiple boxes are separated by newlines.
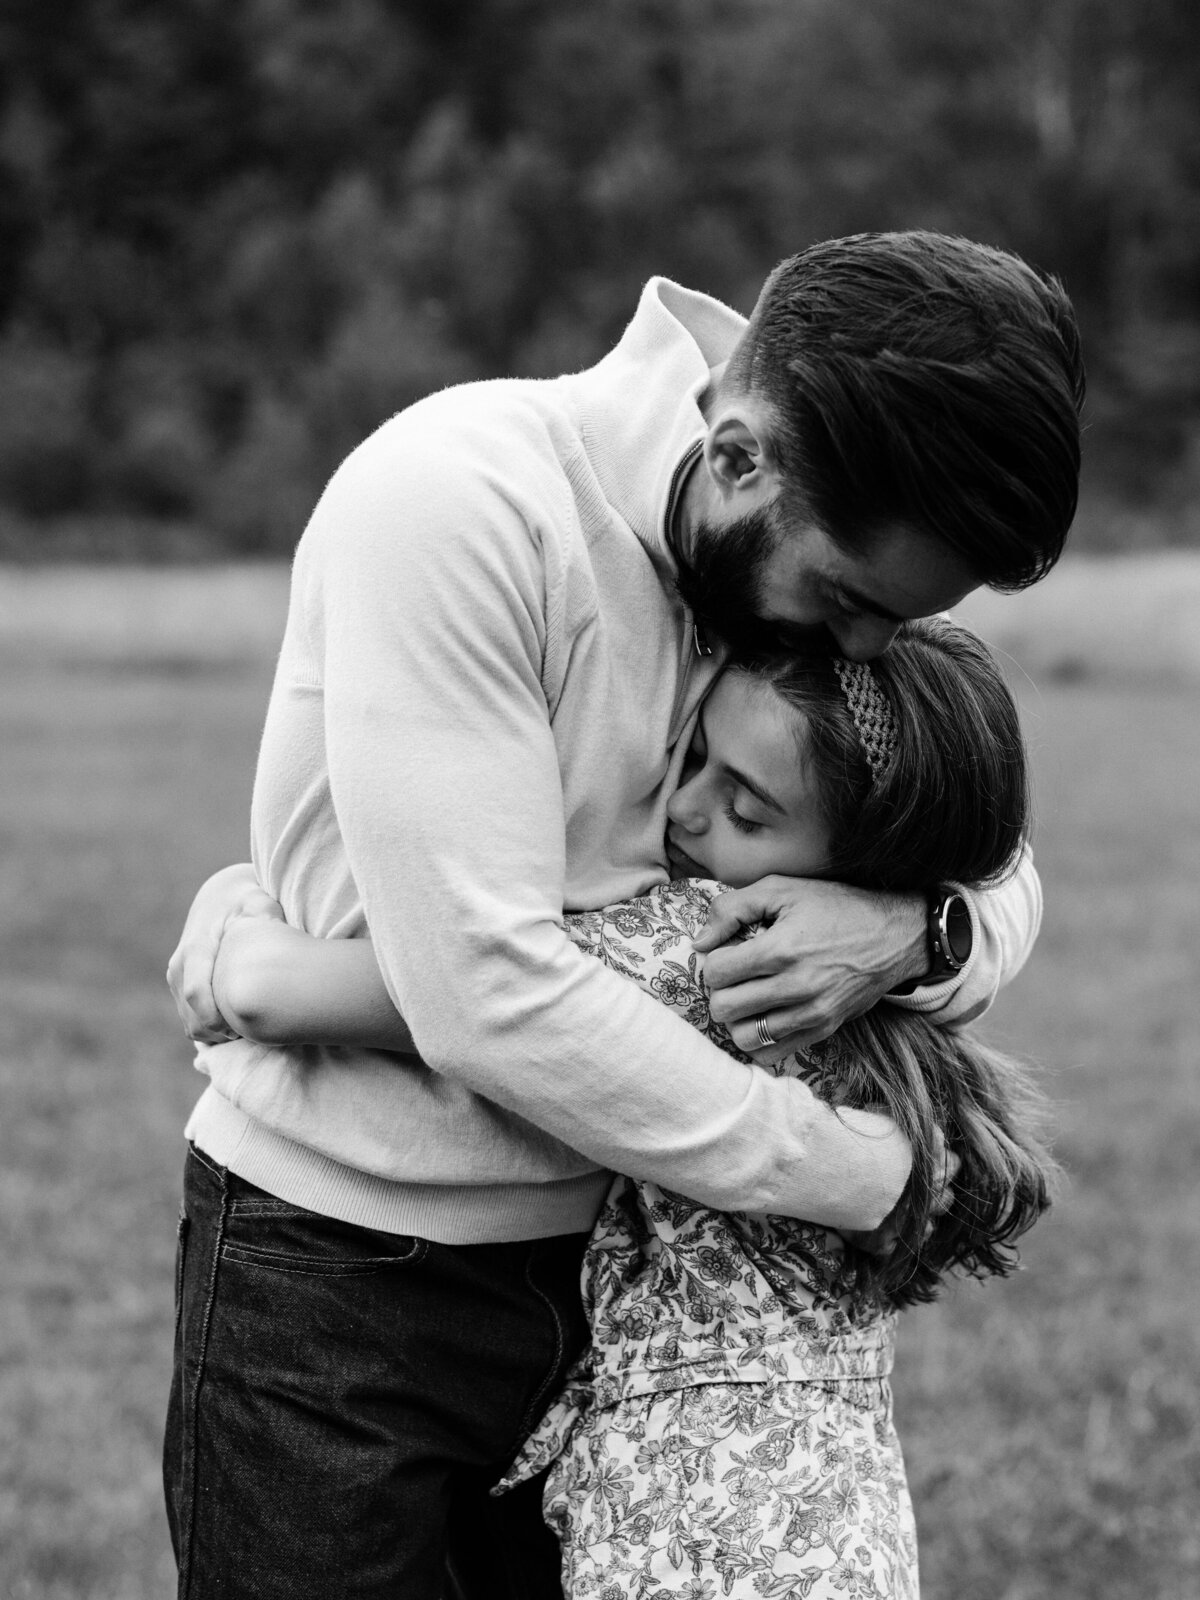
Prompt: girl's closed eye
<box><xmin>666</xmin><ymin>671</ymin><xmax>837</xmax><ymax>887</ymax></box>
<box><xmin>722</xmin><ymin>798</ymin><xmax>761</xmax><ymax>836</ymax></box>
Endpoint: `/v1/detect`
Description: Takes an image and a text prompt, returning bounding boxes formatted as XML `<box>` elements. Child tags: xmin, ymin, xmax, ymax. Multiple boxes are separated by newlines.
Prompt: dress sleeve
<box><xmin>564</xmin><ymin>880</ymin><xmax>724</xmax><ymax>1037</ymax></box>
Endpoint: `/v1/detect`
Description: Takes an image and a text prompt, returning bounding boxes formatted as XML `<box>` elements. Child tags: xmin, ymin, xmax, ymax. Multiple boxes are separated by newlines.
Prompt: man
<box><xmin>164</xmin><ymin>232</ymin><xmax>1083</xmax><ymax>1598</ymax></box>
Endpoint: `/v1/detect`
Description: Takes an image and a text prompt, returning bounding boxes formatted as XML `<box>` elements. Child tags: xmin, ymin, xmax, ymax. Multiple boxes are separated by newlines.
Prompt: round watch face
<box><xmin>944</xmin><ymin>895</ymin><xmax>973</xmax><ymax>966</ymax></box>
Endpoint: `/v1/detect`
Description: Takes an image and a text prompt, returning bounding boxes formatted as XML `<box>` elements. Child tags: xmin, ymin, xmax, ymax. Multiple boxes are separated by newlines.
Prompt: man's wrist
<box><xmin>883</xmin><ymin>891</ymin><xmax>930</xmax><ymax>993</ymax></box>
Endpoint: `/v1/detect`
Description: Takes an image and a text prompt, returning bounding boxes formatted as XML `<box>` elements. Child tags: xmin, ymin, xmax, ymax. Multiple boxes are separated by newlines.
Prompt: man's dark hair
<box><xmin>726</xmin><ymin>231</ymin><xmax>1086</xmax><ymax>590</ymax></box>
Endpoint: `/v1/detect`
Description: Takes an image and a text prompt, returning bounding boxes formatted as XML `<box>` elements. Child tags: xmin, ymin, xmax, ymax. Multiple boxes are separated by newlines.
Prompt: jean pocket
<box><xmin>220</xmin><ymin>1203</ymin><xmax>429</xmax><ymax>1278</ymax></box>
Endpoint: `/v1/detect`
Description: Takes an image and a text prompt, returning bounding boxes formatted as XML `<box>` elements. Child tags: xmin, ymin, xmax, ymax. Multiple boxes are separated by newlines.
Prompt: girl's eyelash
<box><xmin>722</xmin><ymin>799</ymin><xmax>760</xmax><ymax>835</ymax></box>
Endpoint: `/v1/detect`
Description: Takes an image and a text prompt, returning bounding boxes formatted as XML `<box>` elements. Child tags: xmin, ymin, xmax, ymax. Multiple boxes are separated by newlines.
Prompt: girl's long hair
<box><xmin>734</xmin><ymin>616</ymin><xmax>1061</xmax><ymax>1308</ymax></box>
<box><xmin>803</xmin><ymin>1011</ymin><xmax>1060</xmax><ymax>1309</ymax></box>
<box><xmin>745</xmin><ymin>615</ymin><xmax>1031</xmax><ymax>892</ymax></box>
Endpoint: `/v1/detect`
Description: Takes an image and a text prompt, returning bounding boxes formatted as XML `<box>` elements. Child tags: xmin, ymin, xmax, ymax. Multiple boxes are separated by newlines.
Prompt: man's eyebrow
<box><xmin>720</xmin><ymin>761</ymin><xmax>786</xmax><ymax>815</ymax></box>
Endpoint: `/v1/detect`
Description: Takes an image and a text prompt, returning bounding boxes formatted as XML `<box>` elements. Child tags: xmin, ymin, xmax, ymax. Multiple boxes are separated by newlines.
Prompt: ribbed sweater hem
<box><xmin>185</xmin><ymin>1088</ymin><xmax>612</xmax><ymax>1244</ymax></box>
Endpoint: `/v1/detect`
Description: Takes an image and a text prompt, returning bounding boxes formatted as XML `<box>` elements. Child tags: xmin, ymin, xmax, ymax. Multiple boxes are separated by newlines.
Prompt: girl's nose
<box><xmin>666</xmin><ymin>778</ymin><xmax>707</xmax><ymax>834</ymax></box>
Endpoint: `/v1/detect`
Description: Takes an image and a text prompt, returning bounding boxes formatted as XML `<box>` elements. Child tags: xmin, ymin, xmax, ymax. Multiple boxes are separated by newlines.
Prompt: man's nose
<box><xmin>829</xmin><ymin>616</ymin><xmax>901</xmax><ymax>661</ymax></box>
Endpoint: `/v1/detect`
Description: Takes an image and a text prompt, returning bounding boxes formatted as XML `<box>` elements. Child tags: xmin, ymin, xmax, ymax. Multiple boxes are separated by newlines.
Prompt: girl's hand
<box><xmin>211</xmin><ymin>913</ymin><xmax>315</xmax><ymax>1042</ymax></box>
<box><xmin>166</xmin><ymin>863</ymin><xmax>283</xmax><ymax>1043</ymax></box>
<box><xmin>168</xmin><ymin>868</ymin><xmax>417</xmax><ymax>1052</ymax></box>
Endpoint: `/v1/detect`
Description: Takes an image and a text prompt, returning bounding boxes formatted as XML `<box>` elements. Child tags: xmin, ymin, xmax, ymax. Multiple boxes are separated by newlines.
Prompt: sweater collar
<box><xmin>571</xmin><ymin>278</ymin><xmax>746</xmax><ymax>573</ymax></box>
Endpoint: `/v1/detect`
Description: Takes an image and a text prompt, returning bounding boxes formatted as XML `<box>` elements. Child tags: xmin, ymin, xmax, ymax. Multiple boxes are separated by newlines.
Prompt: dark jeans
<box><xmin>164</xmin><ymin>1144</ymin><xmax>590</xmax><ymax>1598</ymax></box>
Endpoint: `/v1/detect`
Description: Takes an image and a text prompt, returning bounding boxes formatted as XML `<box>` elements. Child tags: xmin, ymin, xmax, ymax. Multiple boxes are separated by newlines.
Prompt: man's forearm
<box><xmin>313</xmin><ymin>426</ymin><xmax>905</xmax><ymax>1228</ymax></box>
<box><xmin>562</xmin><ymin>888</ymin><xmax>912</xmax><ymax>1229</ymax></box>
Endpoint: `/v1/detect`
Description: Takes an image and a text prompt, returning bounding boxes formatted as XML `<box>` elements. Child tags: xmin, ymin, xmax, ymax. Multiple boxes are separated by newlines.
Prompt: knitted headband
<box><xmin>831</xmin><ymin>657</ymin><xmax>899</xmax><ymax>784</ymax></box>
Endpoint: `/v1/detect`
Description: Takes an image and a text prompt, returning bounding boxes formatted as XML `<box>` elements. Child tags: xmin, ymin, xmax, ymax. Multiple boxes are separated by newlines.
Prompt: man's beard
<box><xmin>671</xmin><ymin>504</ymin><xmax>834</xmax><ymax>659</ymax></box>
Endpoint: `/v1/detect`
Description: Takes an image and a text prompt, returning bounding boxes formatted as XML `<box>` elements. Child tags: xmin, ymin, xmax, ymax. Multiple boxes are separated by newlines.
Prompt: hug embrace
<box><xmin>164</xmin><ymin>231</ymin><xmax>1084</xmax><ymax>1598</ymax></box>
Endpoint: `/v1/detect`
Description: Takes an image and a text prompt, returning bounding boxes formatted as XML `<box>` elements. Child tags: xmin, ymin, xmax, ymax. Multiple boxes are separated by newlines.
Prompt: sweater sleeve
<box><xmin>888</xmin><ymin>844</ymin><xmax>1042</xmax><ymax>1023</ymax></box>
<box><xmin>313</xmin><ymin>425</ymin><xmax>909</xmax><ymax>1231</ymax></box>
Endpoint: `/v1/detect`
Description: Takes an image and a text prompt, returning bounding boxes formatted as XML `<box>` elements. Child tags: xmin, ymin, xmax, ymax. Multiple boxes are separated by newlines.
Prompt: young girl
<box><xmin>202</xmin><ymin>615</ymin><xmax>1058</xmax><ymax>1599</ymax></box>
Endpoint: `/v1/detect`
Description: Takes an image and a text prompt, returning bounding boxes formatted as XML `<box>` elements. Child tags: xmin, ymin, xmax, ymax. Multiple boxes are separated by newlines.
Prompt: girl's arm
<box><xmin>212</xmin><ymin>913</ymin><xmax>416</xmax><ymax>1051</ymax></box>
<box><xmin>207</xmin><ymin>879</ymin><xmax>761</xmax><ymax>1059</ymax></box>
<box><xmin>167</xmin><ymin>863</ymin><xmax>416</xmax><ymax>1051</ymax></box>
<box><xmin>189</xmin><ymin>880</ymin><xmax>942</xmax><ymax>1125</ymax></box>
<box><xmin>201</xmin><ymin>880</ymin><xmax>720</xmax><ymax>1056</ymax></box>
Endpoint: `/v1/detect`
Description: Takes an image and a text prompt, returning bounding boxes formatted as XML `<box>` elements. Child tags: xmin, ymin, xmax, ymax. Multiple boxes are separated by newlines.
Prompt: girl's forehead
<box><xmin>708</xmin><ymin>668</ymin><xmax>794</xmax><ymax>730</ymax></box>
<box><xmin>705</xmin><ymin>672</ymin><xmax>814</xmax><ymax>815</ymax></box>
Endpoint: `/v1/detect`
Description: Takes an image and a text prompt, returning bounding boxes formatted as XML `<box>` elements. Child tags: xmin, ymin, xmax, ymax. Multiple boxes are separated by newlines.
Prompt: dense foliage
<box><xmin>1</xmin><ymin>0</ymin><xmax>1197</xmax><ymax>556</ymax></box>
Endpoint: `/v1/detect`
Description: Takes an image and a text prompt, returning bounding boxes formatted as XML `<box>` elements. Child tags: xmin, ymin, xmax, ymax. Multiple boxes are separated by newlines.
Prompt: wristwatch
<box><xmin>926</xmin><ymin>889</ymin><xmax>973</xmax><ymax>979</ymax></box>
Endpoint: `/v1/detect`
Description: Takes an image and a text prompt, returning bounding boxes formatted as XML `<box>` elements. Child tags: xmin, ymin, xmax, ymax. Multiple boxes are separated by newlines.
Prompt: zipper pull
<box><xmin>692</xmin><ymin>621</ymin><xmax>712</xmax><ymax>658</ymax></box>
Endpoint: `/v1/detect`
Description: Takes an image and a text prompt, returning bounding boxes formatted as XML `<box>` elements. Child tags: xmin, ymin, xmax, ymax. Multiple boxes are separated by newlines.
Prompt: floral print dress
<box><xmin>494</xmin><ymin>880</ymin><xmax>918</xmax><ymax>1600</ymax></box>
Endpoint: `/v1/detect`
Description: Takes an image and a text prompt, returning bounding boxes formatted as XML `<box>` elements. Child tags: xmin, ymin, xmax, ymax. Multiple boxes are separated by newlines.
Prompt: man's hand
<box><xmin>692</xmin><ymin>876</ymin><xmax>928</xmax><ymax>1054</ymax></box>
<box><xmin>166</xmin><ymin>863</ymin><xmax>283</xmax><ymax>1044</ymax></box>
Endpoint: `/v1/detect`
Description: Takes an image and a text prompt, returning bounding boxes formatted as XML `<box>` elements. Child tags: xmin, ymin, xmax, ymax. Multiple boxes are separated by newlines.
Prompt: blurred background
<box><xmin>0</xmin><ymin>2</ymin><xmax>1197</xmax><ymax>1597</ymax></box>
<box><xmin>1</xmin><ymin>0</ymin><xmax>1199</xmax><ymax>558</ymax></box>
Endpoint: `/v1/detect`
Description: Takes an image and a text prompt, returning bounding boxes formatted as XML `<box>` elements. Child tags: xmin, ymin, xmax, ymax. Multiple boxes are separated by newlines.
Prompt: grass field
<box><xmin>0</xmin><ymin>569</ymin><xmax>1198</xmax><ymax>1598</ymax></box>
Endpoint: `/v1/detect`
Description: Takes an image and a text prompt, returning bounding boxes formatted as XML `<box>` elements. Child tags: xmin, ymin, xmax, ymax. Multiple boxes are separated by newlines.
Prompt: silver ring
<box><xmin>754</xmin><ymin>1014</ymin><xmax>776</xmax><ymax>1048</ymax></box>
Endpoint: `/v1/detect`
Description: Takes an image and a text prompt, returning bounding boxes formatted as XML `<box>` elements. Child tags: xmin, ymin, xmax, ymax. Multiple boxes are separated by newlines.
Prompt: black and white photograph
<box><xmin>1</xmin><ymin>3</ymin><xmax>1197</xmax><ymax>1597</ymax></box>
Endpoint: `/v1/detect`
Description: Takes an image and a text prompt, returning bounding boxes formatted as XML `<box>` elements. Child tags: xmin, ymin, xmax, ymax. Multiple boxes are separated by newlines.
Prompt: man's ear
<box><xmin>703</xmin><ymin>398</ymin><xmax>780</xmax><ymax>500</ymax></box>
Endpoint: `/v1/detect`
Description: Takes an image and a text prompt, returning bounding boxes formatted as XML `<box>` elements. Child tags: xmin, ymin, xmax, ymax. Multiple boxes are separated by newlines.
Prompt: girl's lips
<box><xmin>667</xmin><ymin>836</ymin><xmax>708</xmax><ymax>878</ymax></box>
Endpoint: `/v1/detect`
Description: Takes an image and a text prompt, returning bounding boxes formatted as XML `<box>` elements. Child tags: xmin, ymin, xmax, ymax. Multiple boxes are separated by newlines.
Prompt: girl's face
<box><xmin>665</xmin><ymin>671</ymin><xmax>834</xmax><ymax>889</ymax></box>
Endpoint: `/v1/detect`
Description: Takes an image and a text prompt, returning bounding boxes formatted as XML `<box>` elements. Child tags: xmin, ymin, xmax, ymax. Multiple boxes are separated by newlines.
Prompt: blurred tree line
<box><xmin>0</xmin><ymin>0</ymin><xmax>1197</xmax><ymax>557</ymax></box>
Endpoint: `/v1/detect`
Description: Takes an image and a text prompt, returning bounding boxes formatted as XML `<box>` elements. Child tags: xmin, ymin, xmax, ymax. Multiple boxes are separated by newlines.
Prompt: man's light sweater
<box><xmin>186</xmin><ymin>278</ymin><xmax>1042</xmax><ymax>1244</ymax></box>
